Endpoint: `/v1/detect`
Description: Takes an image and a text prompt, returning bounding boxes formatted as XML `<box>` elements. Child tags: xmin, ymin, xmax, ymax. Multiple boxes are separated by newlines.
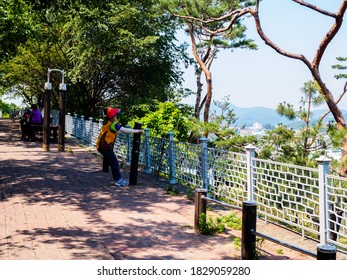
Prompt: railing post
<box><xmin>241</xmin><ymin>201</ymin><xmax>257</xmax><ymax>260</ymax></box>
<box><xmin>88</xmin><ymin>117</ymin><xmax>93</xmax><ymax>145</ymax></box>
<box><xmin>143</xmin><ymin>128</ymin><xmax>151</xmax><ymax>174</ymax></box>
<box><xmin>316</xmin><ymin>156</ymin><xmax>336</xmax><ymax>260</ymax></box>
<box><xmin>126</xmin><ymin>124</ymin><xmax>132</xmax><ymax>165</ymax></box>
<box><xmin>200</xmin><ymin>137</ymin><xmax>208</xmax><ymax>190</ymax></box>
<box><xmin>80</xmin><ymin>115</ymin><xmax>85</xmax><ymax>142</ymax></box>
<box><xmin>66</xmin><ymin>113</ymin><xmax>71</xmax><ymax>134</ymax></box>
<box><xmin>194</xmin><ymin>189</ymin><xmax>207</xmax><ymax>232</ymax></box>
<box><xmin>98</xmin><ymin>118</ymin><xmax>103</xmax><ymax>130</ymax></box>
<box><xmin>245</xmin><ymin>144</ymin><xmax>256</xmax><ymax>201</ymax></box>
<box><xmin>73</xmin><ymin>113</ymin><xmax>78</xmax><ymax>137</ymax></box>
<box><xmin>97</xmin><ymin>118</ymin><xmax>103</xmax><ymax>145</ymax></box>
<box><xmin>168</xmin><ymin>131</ymin><xmax>177</xmax><ymax>185</ymax></box>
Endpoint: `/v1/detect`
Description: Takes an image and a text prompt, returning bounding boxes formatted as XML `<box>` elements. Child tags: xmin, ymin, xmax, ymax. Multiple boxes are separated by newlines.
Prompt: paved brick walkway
<box><xmin>1</xmin><ymin>118</ymin><xmax>345</xmax><ymax>260</ymax></box>
<box><xmin>0</xmin><ymin>118</ymin><xmax>242</xmax><ymax>260</ymax></box>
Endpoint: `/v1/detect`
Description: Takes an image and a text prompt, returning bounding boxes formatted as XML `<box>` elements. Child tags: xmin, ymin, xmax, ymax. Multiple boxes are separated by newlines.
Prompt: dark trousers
<box><xmin>98</xmin><ymin>149</ymin><xmax>121</xmax><ymax>181</ymax></box>
<box><xmin>20</xmin><ymin>121</ymin><xmax>29</xmax><ymax>140</ymax></box>
<box><xmin>28</xmin><ymin>122</ymin><xmax>42</xmax><ymax>141</ymax></box>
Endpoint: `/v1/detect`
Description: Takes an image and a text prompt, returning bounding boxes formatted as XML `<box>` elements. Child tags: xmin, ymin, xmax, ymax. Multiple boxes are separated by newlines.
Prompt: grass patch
<box><xmin>198</xmin><ymin>213</ymin><xmax>226</xmax><ymax>235</ymax></box>
<box><xmin>221</xmin><ymin>212</ymin><xmax>242</xmax><ymax>230</ymax></box>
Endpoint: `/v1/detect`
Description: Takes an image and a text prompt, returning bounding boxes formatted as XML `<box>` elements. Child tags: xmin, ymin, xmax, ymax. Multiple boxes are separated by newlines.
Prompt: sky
<box><xmin>179</xmin><ymin>0</ymin><xmax>347</xmax><ymax>110</ymax></box>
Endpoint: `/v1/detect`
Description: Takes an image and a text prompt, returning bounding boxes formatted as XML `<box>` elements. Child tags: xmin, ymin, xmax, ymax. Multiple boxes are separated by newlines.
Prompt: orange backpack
<box><xmin>96</xmin><ymin>121</ymin><xmax>118</xmax><ymax>151</ymax></box>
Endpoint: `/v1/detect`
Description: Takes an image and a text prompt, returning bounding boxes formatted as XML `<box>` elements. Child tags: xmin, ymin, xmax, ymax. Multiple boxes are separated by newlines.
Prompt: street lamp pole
<box><xmin>43</xmin><ymin>68</ymin><xmax>67</xmax><ymax>151</ymax></box>
<box><xmin>43</xmin><ymin>79</ymin><xmax>51</xmax><ymax>151</ymax></box>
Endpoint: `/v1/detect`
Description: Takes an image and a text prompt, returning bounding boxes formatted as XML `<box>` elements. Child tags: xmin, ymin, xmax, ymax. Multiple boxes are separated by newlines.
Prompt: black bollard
<box><xmin>316</xmin><ymin>244</ymin><xmax>337</xmax><ymax>260</ymax></box>
<box><xmin>194</xmin><ymin>189</ymin><xmax>207</xmax><ymax>232</ymax></box>
<box><xmin>129</xmin><ymin>122</ymin><xmax>142</xmax><ymax>185</ymax></box>
<box><xmin>241</xmin><ymin>200</ymin><xmax>257</xmax><ymax>260</ymax></box>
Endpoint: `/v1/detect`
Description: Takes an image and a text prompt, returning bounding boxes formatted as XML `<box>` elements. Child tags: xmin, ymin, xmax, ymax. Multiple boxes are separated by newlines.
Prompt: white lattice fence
<box><xmin>253</xmin><ymin>158</ymin><xmax>320</xmax><ymax>237</ymax></box>
<box><xmin>174</xmin><ymin>141</ymin><xmax>202</xmax><ymax>188</ymax></box>
<box><xmin>326</xmin><ymin>174</ymin><xmax>347</xmax><ymax>250</ymax></box>
<box><xmin>207</xmin><ymin>148</ymin><xmax>248</xmax><ymax>208</ymax></box>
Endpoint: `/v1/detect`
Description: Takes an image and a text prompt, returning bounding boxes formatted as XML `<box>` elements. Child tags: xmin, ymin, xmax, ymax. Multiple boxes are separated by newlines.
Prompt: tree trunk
<box><xmin>188</xmin><ymin>70</ymin><xmax>204</xmax><ymax>143</ymax></box>
<box><xmin>313</xmin><ymin>70</ymin><xmax>347</xmax><ymax>175</ymax></box>
<box><xmin>188</xmin><ymin>22</ymin><xmax>214</xmax><ymax>136</ymax></box>
<box><xmin>194</xmin><ymin>70</ymin><xmax>203</xmax><ymax>120</ymax></box>
<box><xmin>203</xmin><ymin>72</ymin><xmax>212</xmax><ymax>124</ymax></box>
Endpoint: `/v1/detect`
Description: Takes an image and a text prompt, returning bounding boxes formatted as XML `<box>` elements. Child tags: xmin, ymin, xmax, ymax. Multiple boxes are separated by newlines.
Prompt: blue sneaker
<box><xmin>115</xmin><ymin>179</ymin><xmax>129</xmax><ymax>186</ymax></box>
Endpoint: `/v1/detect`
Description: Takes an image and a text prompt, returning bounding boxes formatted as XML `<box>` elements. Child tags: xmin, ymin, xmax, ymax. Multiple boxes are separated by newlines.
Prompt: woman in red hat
<box><xmin>96</xmin><ymin>107</ymin><xmax>144</xmax><ymax>186</ymax></box>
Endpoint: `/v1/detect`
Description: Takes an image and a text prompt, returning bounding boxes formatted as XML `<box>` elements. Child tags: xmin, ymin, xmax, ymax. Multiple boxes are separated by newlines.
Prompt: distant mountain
<box><xmin>210</xmin><ymin>104</ymin><xmax>347</xmax><ymax>129</ymax></box>
<box><xmin>228</xmin><ymin>104</ymin><xmax>293</xmax><ymax>128</ymax></box>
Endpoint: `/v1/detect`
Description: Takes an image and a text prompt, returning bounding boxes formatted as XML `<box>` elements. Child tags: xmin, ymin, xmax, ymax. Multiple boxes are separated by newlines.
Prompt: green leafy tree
<box><xmin>0</xmin><ymin>0</ymin><xmax>189</xmax><ymax>119</ymax></box>
<box><xmin>61</xmin><ymin>1</ymin><xmax>188</xmax><ymax>117</ymax></box>
<box><xmin>0</xmin><ymin>0</ymin><xmax>36</xmax><ymax>62</ymax></box>
<box><xmin>1</xmin><ymin>39</ymin><xmax>64</xmax><ymax>109</ymax></box>
<box><xmin>0</xmin><ymin>99</ymin><xmax>13</xmax><ymax>115</ymax></box>
<box><xmin>258</xmin><ymin>125</ymin><xmax>301</xmax><ymax>164</ymax></box>
<box><xmin>133</xmin><ymin>101</ymin><xmax>192</xmax><ymax>141</ymax></box>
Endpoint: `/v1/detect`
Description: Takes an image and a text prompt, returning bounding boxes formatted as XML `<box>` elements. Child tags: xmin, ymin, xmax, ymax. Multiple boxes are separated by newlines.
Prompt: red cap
<box><xmin>105</xmin><ymin>107</ymin><xmax>120</xmax><ymax>119</ymax></box>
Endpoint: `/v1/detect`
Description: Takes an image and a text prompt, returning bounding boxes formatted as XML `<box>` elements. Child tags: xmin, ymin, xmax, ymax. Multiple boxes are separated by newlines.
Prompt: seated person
<box><xmin>28</xmin><ymin>104</ymin><xmax>43</xmax><ymax>141</ymax></box>
<box><xmin>30</xmin><ymin>104</ymin><xmax>43</xmax><ymax>124</ymax></box>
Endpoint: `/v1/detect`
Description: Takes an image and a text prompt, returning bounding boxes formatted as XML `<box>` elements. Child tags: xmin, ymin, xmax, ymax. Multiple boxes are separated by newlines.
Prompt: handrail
<box><xmin>252</xmin><ymin>230</ymin><xmax>317</xmax><ymax>258</ymax></box>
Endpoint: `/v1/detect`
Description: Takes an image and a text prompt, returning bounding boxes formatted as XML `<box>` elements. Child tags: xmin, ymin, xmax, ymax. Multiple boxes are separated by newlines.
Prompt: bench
<box><xmin>30</xmin><ymin>124</ymin><xmax>59</xmax><ymax>141</ymax></box>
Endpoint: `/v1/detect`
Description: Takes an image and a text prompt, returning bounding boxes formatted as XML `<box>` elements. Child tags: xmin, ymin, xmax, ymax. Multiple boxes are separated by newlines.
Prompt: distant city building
<box><xmin>252</xmin><ymin>122</ymin><xmax>263</xmax><ymax>130</ymax></box>
<box><xmin>238</xmin><ymin>122</ymin><xmax>266</xmax><ymax>138</ymax></box>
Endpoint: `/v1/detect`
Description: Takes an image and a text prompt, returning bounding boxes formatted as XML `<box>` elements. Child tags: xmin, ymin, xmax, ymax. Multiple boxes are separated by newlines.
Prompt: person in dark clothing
<box><xmin>96</xmin><ymin>107</ymin><xmax>144</xmax><ymax>186</ymax></box>
<box><xmin>20</xmin><ymin>108</ymin><xmax>31</xmax><ymax>140</ymax></box>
